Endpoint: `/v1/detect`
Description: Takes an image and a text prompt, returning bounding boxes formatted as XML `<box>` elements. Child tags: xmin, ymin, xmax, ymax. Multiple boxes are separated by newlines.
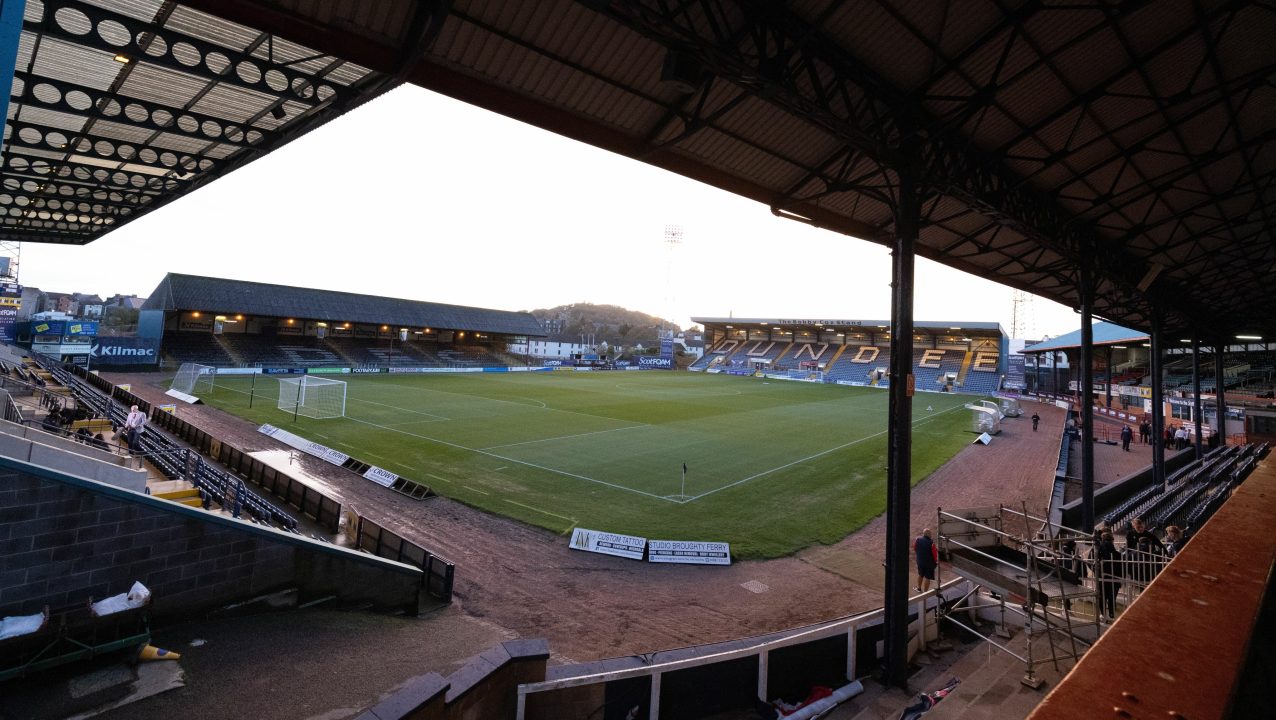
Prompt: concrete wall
<box><xmin>357</xmin><ymin>639</ymin><xmax>550</xmax><ymax>720</ymax></box>
<box><xmin>0</xmin><ymin>457</ymin><xmax>425</xmax><ymax>620</ymax></box>
<box><xmin>0</xmin><ymin>419</ymin><xmax>146</xmax><ymax>492</ymax></box>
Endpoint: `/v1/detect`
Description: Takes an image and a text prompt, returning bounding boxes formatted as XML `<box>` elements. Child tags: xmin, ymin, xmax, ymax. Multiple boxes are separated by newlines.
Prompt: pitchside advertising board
<box><xmin>569</xmin><ymin>528</ymin><xmax>732</xmax><ymax>564</ymax></box>
<box><xmin>89</xmin><ymin>337</ymin><xmax>160</xmax><ymax>365</ymax></box>
<box><xmin>0</xmin><ymin>289</ymin><xmax>20</xmax><ymax>344</ymax></box>
<box><xmin>638</xmin><ymin>356</ymin><xmax>673</xmax><ymax>369</ymax></box>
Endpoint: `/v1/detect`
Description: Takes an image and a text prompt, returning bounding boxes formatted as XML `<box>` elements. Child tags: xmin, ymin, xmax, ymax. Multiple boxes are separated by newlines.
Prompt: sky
<box><xmin>18</xmin><ymin>84</ymin><xmax>1082</xmax><ymax>339</ymax></box>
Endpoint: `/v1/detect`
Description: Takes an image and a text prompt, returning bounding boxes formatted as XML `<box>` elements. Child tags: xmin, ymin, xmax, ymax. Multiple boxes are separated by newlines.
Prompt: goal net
<box><xmin>277</xmin><ymin>375</ymin><xmax>346</xmax><ymax>419</ymax></box>
<box><xmin>171</xmin><ymin>363</ymin><xmax>216</xmax><ymax>396</ymax></box>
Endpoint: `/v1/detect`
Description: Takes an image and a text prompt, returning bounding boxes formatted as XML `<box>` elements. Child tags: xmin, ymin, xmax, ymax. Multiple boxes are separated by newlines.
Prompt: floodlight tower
<box><xmin>1010</xmin><ymin>288</ymin><xmax>1036</xmax><ymax>339</ymax></box>
<box><xmin>662</xmin><ymin>224</ymin><xmax>683</xmax><ymax>340</ymax></box>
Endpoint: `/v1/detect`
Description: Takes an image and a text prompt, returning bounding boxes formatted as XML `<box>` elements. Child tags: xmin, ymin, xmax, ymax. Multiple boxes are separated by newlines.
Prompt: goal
<box><xmin>277</xmin><ymin>375</ymin><xmax>346</xmax><ymax>419</ymax></box>
<box><xmin>170</xmin><ymin>363</ymin><xmax>216</xmax><ymax>396</ymax></box>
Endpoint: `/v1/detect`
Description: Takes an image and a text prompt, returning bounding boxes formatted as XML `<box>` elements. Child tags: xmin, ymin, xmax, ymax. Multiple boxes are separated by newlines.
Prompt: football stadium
<box><xmin>0</xmin><ymin>3</ymin><xmax>1274</xmax><ymax>720</ymax></box>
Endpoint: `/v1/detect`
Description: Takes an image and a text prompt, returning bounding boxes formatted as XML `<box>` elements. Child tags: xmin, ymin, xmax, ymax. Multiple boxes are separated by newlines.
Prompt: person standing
<box><xmin>913</xmin><ymin>528</ymin><xmax>938</xmax><ymax>593</ymax></box>
<box><xmin>1031</xmin><ymin>412</ymin><xmax>1040</xmax><ymax>432</ymax></box>
<box><xmin>1096</xmin><ymin>531</ymin><xmax>1122</xmax><ymax>621</ymax></box>
<box><xmin>123</xmin><ymin>404</ymin><xmax>146</xmax><ymax>454</ymax></box>
<box><xmin>1120</xmin><ymin>424</ymin><xmax>1133</xmax><ymax>451</ymax></box>
<box><xmin>1139</xmin><ymin>420</ymin><xmax>1151</xmax><ymax>444</ymax></box>
<box><xmin>1174</xmin><ymin>425</ymin><xmax>1188</xmax><ymax>450</ymax></box>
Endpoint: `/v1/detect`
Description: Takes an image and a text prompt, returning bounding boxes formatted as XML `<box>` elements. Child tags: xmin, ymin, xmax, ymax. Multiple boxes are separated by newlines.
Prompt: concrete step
<box><xmin>154</xmin><ymin>487</ymin><xmax>200</xmax><ymax>500</ymax></box>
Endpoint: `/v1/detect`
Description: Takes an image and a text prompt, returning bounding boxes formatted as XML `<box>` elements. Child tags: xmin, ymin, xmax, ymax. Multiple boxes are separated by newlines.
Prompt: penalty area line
<box><xmin>343</xmin><ymin>415</ymin><xmax>679</xmax><ymax>503</ymax></box>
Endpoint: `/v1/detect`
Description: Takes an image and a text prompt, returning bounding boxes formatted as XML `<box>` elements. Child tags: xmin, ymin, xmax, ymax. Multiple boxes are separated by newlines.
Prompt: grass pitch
<box><xmin>203</xmin><ymin>371</ymin><xmax>978</xmax><ymax>558</ymax></box>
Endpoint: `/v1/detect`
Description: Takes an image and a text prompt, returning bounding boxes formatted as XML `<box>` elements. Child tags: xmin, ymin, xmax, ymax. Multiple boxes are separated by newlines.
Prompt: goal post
<box><xmin>171</xmin><ymin>363</ymin><xmax>216</xmax><ymax>396</ymax></box>
<box><xmin>277</xmin><ymin>375</ymin><xmax>346</xmax><ymax>419</ymax></box>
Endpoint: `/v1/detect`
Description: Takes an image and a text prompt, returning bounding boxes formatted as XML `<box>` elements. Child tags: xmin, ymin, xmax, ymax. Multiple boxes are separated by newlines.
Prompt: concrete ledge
<box><xmin>0</xmin><ymin>420</ymin><xmax>146</xmax><ymax>492</ymax></box>
<box><xmin>356</xmin><ymin>639</ymin><xmax>550</xmax><ymax>720</ymax></box>
<box><xmin>359</xmin><ymin>672</ymin><xmax>449</xmax><ymax>720</ymax></box>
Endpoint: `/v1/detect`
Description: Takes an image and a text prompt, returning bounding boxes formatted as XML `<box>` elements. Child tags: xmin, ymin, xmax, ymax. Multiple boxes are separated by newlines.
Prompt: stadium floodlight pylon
<box><xmin>277</xmin><ymin>375</ymin><xmax>347</xmax><ymax>420</ymax></box>
<box><xmin>171</xmin><ymin>363</ymin><xmax>216</xmax><ymax>396</ymax></box>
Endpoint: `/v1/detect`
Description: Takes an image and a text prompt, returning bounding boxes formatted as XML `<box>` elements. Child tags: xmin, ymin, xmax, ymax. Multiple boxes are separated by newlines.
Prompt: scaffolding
<box><xmin>936</xmin><ymin>504</ymin><xmax>1102</xmax><ymax>688</ymax></box>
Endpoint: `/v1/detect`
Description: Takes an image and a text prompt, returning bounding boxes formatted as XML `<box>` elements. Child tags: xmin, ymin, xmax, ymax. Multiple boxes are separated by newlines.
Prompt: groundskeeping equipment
<box><xmin>170</xmin><ymin>363</ymin><xmax>215</xmax><ymax>396</ymax></box>
<box><xmin>277</xmin><ymin>375</ymin><xmax>346</xmax><ymax>420</ymax></box>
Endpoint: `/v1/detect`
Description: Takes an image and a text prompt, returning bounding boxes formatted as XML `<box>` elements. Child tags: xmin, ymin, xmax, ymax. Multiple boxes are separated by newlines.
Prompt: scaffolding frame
<box><xmin>936</xmin><ymin>504</ymin><xmax>1102</xmax><ymax>688</ymax></box>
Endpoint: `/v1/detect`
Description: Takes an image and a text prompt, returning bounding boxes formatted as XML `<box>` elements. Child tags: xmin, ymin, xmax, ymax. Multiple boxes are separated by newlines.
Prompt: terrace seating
<box><xmin>823</xmin><ymin>346</ymin><xmax>890</xmax><ymax>385</ymax></box>
<box><xmin>161</xmin><ymin>332</ymin><xmax>234</xmax><ymax>366</ymax></box>
<box><xmin>221</xmin><ymin>334</ymin><xmax>342</xmax><ymax>367</ymax></box>
<box><xmin>911</xmin><ymin>348</ymin><xmax>965</xmax><ymax>392</ymax></box>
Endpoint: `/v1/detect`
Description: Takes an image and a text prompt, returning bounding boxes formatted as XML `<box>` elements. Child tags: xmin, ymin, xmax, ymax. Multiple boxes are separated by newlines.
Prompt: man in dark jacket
<box><xmin>1097</xmin><ymin>531</ymin><xmax>1122</xmax><ymax>620</ymax></box>
<box><xmin>914</xmin><ymin>529</ymin><xmax>938</xmax><ymax>593</ymax></box>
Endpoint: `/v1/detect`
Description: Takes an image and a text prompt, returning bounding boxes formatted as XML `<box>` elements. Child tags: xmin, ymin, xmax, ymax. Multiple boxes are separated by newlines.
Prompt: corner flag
<box><xmin>683</xmin><ymin>462</ymin><xmax>688</xmax><ymax>474</ymax></box>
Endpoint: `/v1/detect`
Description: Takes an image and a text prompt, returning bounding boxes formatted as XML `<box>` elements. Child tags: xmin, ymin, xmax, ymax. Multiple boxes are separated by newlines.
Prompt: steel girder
<box><xmin>590</xmin><ymin>0</ymin><xmax>1241</xmax><ymax>334</ymax></box>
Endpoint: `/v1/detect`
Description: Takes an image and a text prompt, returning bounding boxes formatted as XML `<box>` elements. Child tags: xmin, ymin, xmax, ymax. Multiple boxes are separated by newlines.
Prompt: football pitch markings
<box><xmin>211</xmin><ymin>377</ymin><xmax>966</xmax><ymax>505</ymax></box>
<box><xmin>339</xmin><ymin>390</ymin><xmax>965</xmax><ymax>505</ymax></box>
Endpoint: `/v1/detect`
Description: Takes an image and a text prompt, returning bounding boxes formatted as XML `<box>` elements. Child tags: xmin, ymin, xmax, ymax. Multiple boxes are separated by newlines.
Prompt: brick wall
<box><xmin>0</xmin><ymin>458</ymin><xmax>425</xmax><ymax>619</ymax></box>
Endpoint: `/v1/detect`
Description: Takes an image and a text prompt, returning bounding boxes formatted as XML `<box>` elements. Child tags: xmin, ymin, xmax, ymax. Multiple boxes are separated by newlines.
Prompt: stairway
<box><xmin>212</xmin><ymin>334</ymin><xmax>245</xmax><ymax>365</ymax></box>
<box><xmin>956</xmin><ymin>350</ymin><xmax>974</xmax><ymax>388</ymax></box>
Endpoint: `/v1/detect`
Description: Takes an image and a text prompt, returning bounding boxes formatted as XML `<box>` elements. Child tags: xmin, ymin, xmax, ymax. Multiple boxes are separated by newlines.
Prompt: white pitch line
<box><xmin>401</xmin><ymin>464</ymin><xmax>419</xmax><ymax>471</ymax></box>
<box><xmin>481</xmin><ymin>423</ymin><xmax>648</xmax><ymax>451</ymax></box>
<box><xmin>366</xmin><ymin>452</ymin><xmax>387</xmax><ymax>461</ymax></box>
<box><xmin>685</xmin><ymin>403</ymin><xmax>966</xmax><ymax>503</ymax></box>
<box><xmin>463</xmin><ymin>485</ymin><xmax>490</xmax><ymax>496</ymax></box>
<box><xmin>349</xmin><ymin>395</ymin><xmax>449</xmax><ymax>421</ymax></box>
<box><xmin>343</xmin><ymin>415</ymin><xmax>679</xmax><ymax>503</ymax></box>
<box><xmin>503</xmin><ymin>498</ymin><xmax>574</xmax><ymax>522</ymax></box>
<box><xmin>426</xmin><ymin>473</ymin><xmax>452</xmax><ymax>483</ymax></box>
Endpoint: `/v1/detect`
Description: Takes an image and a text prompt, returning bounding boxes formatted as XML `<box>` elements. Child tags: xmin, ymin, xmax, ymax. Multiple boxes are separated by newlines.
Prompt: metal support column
<box><xmin>883</xmin><ymin>171</ymin><xmax>919</xmax><ymax>688</ymax></box>
<box><xmin>1078</xmin><ymin>273</ymin><xmax>1095</xmax><ymax>532</ymax></box>
<box><xmin>1150</xmin><ymin>311</ymin><xmax>1166</xmax><ymax>487</ymax></box>
<box><xmin>1192</xmin><ymin>337</ymin><xmax>1203</xmax><ymax>458</ymax></box>
<box><xmin>1105</xmin><ymin>347</ymin><xmax>1113</xmax><ymax>408</ymax></box>
<box><xmin>1214</xmin><ymin>339</ymin><xmax>1227</xmax><ymax>447</ymax></box>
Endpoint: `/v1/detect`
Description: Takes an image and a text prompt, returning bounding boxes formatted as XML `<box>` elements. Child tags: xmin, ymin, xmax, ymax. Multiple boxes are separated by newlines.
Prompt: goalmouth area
<box><xmin>201</xmin><ymin>371</ymin><xmax>977</xmax><ymax>558</ymax></box>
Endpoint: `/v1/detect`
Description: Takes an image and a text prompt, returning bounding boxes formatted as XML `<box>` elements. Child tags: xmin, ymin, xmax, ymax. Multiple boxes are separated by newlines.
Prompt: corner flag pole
<box><xmin>681</xmin><ymin>462</ymin><xmax>687</xmax><ymax>497</ymax></box>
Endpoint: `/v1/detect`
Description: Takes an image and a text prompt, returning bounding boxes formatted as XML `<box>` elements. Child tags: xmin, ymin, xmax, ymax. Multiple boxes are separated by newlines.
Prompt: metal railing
<box><xmin>515</xmin><ymin>578</ymin><xmax>968</xmax><ymax>720</ymax></box>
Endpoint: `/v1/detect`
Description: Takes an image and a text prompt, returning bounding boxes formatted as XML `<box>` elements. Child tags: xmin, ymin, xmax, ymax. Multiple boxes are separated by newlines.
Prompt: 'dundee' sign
<box><xmin>569</xmin><ymin>528</ymin><xmax>646</xmax><ymax>560</ymax></box>
<box><xmin>647</xmin><ymin>540</ymin><xmax>732</xmax><ymax>565</ymax></box>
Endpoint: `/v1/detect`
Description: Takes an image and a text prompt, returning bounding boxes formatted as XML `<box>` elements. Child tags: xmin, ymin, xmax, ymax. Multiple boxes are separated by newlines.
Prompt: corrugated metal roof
<box><xmin>0</xmin><ymin>0</ymin><xmax>389</xmax><ymax>244</ymax></box>
<box><xmin>1022</xmin><ymin>322</ymin><xmax>1149</xmax><ymax>353</ymax></box>
<box><xmin>141</xmin><ymin>272</ymin><xmax>545</xmax><ymax>337</ymax></box>
<box><xmin>10</xmin><ymin>0</ymin><xmax>1271</xmax><ymax>341</ymax></box>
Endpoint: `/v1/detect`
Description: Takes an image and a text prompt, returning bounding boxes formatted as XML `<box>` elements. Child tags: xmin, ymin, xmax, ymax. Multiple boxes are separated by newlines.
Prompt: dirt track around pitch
<box><xmin>111</xmin><ymin>374</ymin><xmax>1071</xmax><ymax>663</ymax></box>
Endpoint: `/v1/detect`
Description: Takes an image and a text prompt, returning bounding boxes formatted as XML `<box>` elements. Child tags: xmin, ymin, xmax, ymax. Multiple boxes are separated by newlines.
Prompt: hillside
<box><xmin>524</xmin><ymin>303</ymin><xmax>683</xmax><ymax>347</ymax></box>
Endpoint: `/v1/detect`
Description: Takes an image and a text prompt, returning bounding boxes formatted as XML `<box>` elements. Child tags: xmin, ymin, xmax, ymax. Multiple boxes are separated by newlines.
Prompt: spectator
<box><xmin>1174</xmin><ymin>426</ymin><xmax>1188</xmax><ymax>450</ymax></box>
<box><xmin>1124</xmin><ymin>517</ymin><xmax>1163</xmax><ymax>553</ymax></box>
<box><xmin>1096</xmin><ymin>531</ymin><xmax>1122</xmax><ymax>621</ymax></box>
<box><xmin>913</xmin><ymin>528</ymin><xmax>938</xmax><ymax>593</ymax></box>
<box><xmin>1140</xmin><ymin>420</ymin><xmax>1151</xmax><ymax>444</ymax></box>
<box><xmin>1121</xmin><ymin>424</ymin><xmax>1133</xmax><ymax>452</ymax></box>
<box><xmin>1163</xmin><ymin>525</ymin><xmax>1185</xmax><ymax>558</ymax></box>
<box><xmin>1031</xmin><ymin>412</ymin><xmax>1040</xmax><ymax>432</ymax></box>
<box><xmin>123</xmin><ymin>404</ymin><xmax>146</xmax><ymax>453</ymax></box>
